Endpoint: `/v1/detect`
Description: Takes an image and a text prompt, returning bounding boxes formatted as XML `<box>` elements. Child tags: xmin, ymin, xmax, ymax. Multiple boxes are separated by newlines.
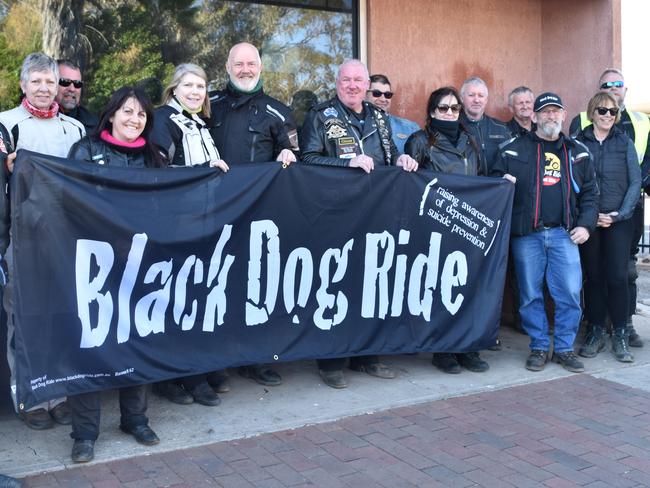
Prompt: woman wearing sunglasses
<box><xmin>405</xmin><ymin>86</ymin><xmax>489</xmax><ymax>375</ymax></box>
<box><xmin>576</xmin><ymin>92</ymin><xmax>641</xmax><ymax>362</ymax></box>
<box><xmin>405</xmin><ymin>86</ymin><xmax>486</xmax><ymax>176</ymax></box>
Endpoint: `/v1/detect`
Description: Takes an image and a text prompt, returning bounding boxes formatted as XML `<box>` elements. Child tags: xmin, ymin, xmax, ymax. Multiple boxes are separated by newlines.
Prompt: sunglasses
<box><xmin>600</xmin><ymin>81</ymin><xmax>624</xmax><ymax>89</ymax></box>
<box><xmin>59</xmin><ymin>78</ymin><xmax>84</xmax><ymax>89</ymax></box>
<box><xmin>367</xmin><ymin>89</ymin><xmax>393</xmax><ymax>99</ymax></box>
<box><xmin>436</xmin><ymin>104</ymin><xmax>462</xmax><ymax>114</ymax></box>
<box><xmin>595</xmin><ymin>106</ymin><xmax>619</xmax><ymax>116</ymax></box>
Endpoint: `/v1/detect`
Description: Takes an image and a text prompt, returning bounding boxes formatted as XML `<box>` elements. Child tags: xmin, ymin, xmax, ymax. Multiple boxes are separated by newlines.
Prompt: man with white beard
<box><xmin>209</xmin><ymin>42</ymin><xmax>297</xmax><ymax>166</ymax></box>
<box><xmin>207</xmin><ymin>42</ymin><xmax>297</xmax><ymax>388</ymax></box>
<box><xmin>491</xmin><ymin>92</ymin><xmax>598</xmax><ymax>374</ymax></box>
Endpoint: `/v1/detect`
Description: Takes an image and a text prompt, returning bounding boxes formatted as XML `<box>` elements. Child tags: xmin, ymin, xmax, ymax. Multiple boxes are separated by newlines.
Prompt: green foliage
<box><xmin>0</xmin><ymin>2</ymin><xmax>42</xmax><ymax>111</ymax></box>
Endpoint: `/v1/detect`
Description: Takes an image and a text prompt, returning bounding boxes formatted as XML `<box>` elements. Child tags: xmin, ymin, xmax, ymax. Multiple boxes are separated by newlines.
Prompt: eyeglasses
<box><xmin>367</xmin><ymin>89</ymin><xmax>393</xmax><ymax>99</ymax></box>
<box><xmin>600</xmin><ymin>81</ymin><xmax>624</xmax><ymax>90</ymax></box>
<box><xmin>436</xmin><ymin>104</ymin><xmax>462</xmax><ymax>114</ymax></box>
<box><xmin>595</xmin><ymin>106</ymin><xmax>619</xmax><ymax>116</ymax></box>
<box><xmin>59</xmin><ymin>78</ymin><xmax>84</xmax><ymax>89</ymax></box>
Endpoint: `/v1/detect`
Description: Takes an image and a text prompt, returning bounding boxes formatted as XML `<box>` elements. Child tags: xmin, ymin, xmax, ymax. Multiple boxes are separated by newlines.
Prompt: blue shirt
<box><xmin>389</xmin><ymin>114</ymin><xmax>420</xmax><ymax>155</ymax></box>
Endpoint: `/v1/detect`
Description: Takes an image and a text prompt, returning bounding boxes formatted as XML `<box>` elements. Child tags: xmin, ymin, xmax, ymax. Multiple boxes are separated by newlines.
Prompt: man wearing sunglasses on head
<box><xmin>365</xmin><ymin>74</ymin><xmax>419</xmax><ymax>155</ymax></box>
<box><xmin>458</xmin><ymin>76</ymin><xmax>511</xmax><ymax>172</ymax></box>
<box><xmin>55</xmin><ymin>60</ymin><xmax>98</xmax><ymax>133</ymax></box>
<box><xmin>570</xmin><ymin>68</ymin><xmax>650</xmax><ymax>348</ymax></box>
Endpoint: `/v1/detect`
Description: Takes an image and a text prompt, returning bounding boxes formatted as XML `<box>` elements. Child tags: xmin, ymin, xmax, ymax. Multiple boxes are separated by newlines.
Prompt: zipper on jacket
<box><xmin>534</xmin><ymin>143</ymin><xmax>541</xmax><ymax>229</ymax></box>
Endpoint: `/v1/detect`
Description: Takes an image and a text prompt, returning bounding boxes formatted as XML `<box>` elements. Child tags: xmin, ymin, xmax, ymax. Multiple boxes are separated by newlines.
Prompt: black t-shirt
<box><xmin>540</xmin><ymin>140</ymin><xmax>564</xmax><ymax>227</ymax></box>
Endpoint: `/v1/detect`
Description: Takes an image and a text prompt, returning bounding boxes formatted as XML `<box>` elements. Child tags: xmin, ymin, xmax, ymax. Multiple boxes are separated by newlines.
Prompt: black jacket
<box><xmin>576</xmin><ymin>125</ymin><xmax>641</xmax><ymax>221</ymax></box>
<box><xmin>460</xmin><ymin>112</ymin><xmax>511</xmax><ymax>170</ymax></box>
<box><xmin>64</xmin><ymin>105</ymin><xmax>99</xmax><ymax>134</ymax></box>
<box><xmin>209</xmin><ymin>85</ymin><xmax>298</xmax><ymax>164</ymax></box>
<box><xmin>506</xmin><ymin>118</ymin><xmax>535</xmax><ymax>137</ymax></box>
<box><xmin>300</xmin><ymin>98</ymin><xmax>397</xmax><ymax>167</ymax></box>
<box><xmin>0</xmin><ymin>125</ymin><xmax>9</xmax><ymax>255</ymax></box>
<box><xmin>405</xmin><ymin>128</ymin><xmax>486</xmax><ymax>176</ymax></box>
<box><xmin>68</xmin><ymin>136</ymin><xmax>153</xmax><ymax>168</ymax></box>
<box><xmin>491</xmin><ymin>131</ymin><xmax>599</xmax><ymax>236</ymax></box>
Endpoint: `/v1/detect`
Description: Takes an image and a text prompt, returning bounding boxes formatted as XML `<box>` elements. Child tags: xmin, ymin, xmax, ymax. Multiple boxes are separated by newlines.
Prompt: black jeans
<box><xmin>581</xmin><ymin>218</ymin><xmax>634</xmax><ymax>330</ymax></box>
<box><xmin>69</xmin><ymin>385</ymin><xmax>148</xmax><ymax>441</ymax></box>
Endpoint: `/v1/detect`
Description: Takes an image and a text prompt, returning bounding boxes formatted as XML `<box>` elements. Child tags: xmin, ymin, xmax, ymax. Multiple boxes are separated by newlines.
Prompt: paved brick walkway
<box><xmin>23</xmin><ymin>374</ymin><xmax>650</xmax><ymax>487</ymax></box>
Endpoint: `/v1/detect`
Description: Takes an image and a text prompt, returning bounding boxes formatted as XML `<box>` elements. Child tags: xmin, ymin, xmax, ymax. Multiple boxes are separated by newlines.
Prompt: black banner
<box><xmin>12</xmin><ymin>151</ymin><xmax>513</xmax><ymax>409</ymax></box>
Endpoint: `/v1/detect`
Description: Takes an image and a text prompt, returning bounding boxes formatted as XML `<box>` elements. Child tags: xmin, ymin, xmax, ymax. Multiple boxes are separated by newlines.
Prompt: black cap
<box><xmin>534</xmin><ymin>92</ymin><xmax>564</xmax><ymax>112</ymax></box>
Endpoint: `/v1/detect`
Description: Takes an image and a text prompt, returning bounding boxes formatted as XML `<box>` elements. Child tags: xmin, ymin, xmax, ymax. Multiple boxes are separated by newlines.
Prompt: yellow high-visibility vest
<box><xmin>580</xmin><ymin>110</ymin><xmax>650</xmax><ymax>163</ymax></box>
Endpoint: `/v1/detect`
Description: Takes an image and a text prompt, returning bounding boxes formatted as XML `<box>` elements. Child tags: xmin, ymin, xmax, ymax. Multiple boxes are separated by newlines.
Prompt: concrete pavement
<box><xmin>3</xmin><ymin>269</ymin><xmax>650</xmax><ymax>486</ymax></box>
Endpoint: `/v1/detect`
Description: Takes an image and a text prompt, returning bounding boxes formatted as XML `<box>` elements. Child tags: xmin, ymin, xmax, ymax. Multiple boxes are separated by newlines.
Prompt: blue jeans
<box><xmin>511</xmin><ymin>227</ymin><xmax>582</xmax><ymax>353</ymax></box>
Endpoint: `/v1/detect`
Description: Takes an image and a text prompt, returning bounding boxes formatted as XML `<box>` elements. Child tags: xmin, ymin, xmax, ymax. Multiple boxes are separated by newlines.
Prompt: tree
<box><xmin>40</xmin><ymin>0</ymin><xmax>86</xmax><ymax>68</ymax></box>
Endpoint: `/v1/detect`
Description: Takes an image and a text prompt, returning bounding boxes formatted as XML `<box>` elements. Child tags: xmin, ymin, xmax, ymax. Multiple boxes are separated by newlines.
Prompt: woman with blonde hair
<box><xmin>150</xmin><ymin>63</ymin><xmax>229</xmax><ymax>407</ymax></box>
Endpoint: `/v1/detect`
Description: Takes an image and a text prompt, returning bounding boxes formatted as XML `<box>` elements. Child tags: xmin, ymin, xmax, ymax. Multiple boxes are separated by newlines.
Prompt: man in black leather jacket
<box><xmin>300</xmin><ymin>59</ymin><xmax>418</xmax><ymax>389</ymax></box>
<box><xmin>209</xmin><ymin>42</ymin><xmax>297</xmax><ymax>167</ymax></box>
<box><xmin>209</xmin><ymin>42</ymin><xmax>296</xmax><ymax>387</ymax></box>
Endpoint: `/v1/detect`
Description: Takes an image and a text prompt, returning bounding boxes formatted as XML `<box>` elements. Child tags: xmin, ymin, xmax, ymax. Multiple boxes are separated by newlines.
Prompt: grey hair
<box><xmin>337</xmin><ymin>59</ymin><xmax>369</xmax><ymax>81</ymax></box>
<box><xmin>598</xmin><ymin>68</ymin><xmax>624</xmax><ymax>85</ymax></box>
<box><xmin>508</xmin><ymin>86</ymin><xmax>533</xmax><ymax>106</ymax></box>
<box><xmin>460</xmin><ymin>76</ymin><xmax>488</xmax><ymax>98</ymax></box>
<box><xmin>20</xmin><ymin>52</ymin><xmax>58</xmax><ymax>86</ymax></box>
<box><xmin>162</xmin><ymin>63</ymin><xmax>210</xmax><ymax>117</ymax></box>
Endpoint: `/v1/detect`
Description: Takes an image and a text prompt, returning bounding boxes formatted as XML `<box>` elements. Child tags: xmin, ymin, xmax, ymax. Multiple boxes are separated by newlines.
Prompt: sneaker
<box><xmin>239</xmin><ymin>365</ymin><xmax>283</xmax><ymax>386</ymax></box>
<box><xmin>612</xmin><ymin>328</ymin><xmax>634</xmax><ymax>362</ymax></box>
<box><xmin>153</xmin><ymin>381</ymin><xmax>194</xmax><ymax>405</ymax></box>
<box><xmin>432</xmin><ymin>353</ymin><xmax>461</xmax><ymax>374</ymax></box>
<box><xmin>319</xmin><ymin>369</ymin><xmax>347</xmax><ymax>389</ymax></box>
<box><xmin>188</xmin><ymin>382</ymin><xmax>221</xmax><ymax>407</ymax></box>
<box><xmin>578</xmin><ymin>324</ymin><xmax>606</xmax><ymax>358</ymax></box>
<box><xmin>71</xmin><ymin>439</ymin><xmax>95</xmax><ymax>463</ymax></box>
<box><xmin>457</xmin><ymin>352</ymin><xmax>489</xmax><ymax>372</ymax></box>
<box><xmin>349</xmin><ymin>361</ymin><xmax>396</xmax><ymax>379</ymax></box>
<box><xmin>525</xmin><ymin>350</ymin><xmax>547</xmax><ymax>371</ymax></box>
<box><xmin>552</xmin><ymin>351</ymin><xmax>585</xmax><ymax>373</ymax></box>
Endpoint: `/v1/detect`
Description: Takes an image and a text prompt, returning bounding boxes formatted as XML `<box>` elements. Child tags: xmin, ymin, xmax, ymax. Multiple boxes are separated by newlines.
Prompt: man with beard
<box><xmin>300</xmin><ymin>59</ymin><xmax>418</xmax><ymax>389</ymax></box>
<box><xmin>506</xmin><ymin>86</ymin><xmax>535</xmax><ymax>136</ymax></box>
<box><xmin>492</xmin><ymin>92</ymin><xmax>598</xmax><ymax>373</ymax></box>
<box><xmin>209</xmin><ymin>42</ymin><xmax>297</xmax><ymax>387</ymax></box>
<box><xmin>55</xmin><ymin>60</ymin><xmax>98</xmax><ymax>132</ymax></box>
<box><xmin>209</xmin><ymin>42</ymin><xmax>297</xmax><ymax>166</ymax></box>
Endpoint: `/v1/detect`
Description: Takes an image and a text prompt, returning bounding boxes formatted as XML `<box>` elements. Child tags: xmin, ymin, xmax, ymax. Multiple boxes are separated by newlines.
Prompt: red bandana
<box><xmin>22</xmin><ymin>97</ymin><xmax>59</xmax><ymax>119</ymax></box>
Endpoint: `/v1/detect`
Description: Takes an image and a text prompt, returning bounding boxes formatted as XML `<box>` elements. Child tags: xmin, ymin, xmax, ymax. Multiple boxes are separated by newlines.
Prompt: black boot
<box><xmin>626</xmin><ymin>318</ymin><xmax>643</xmax><ymax>348</ymax></box>
<box><xmin>578</xmin><ymin>324</ymin><xmax>606</xmax><ymax>358</ymax></box>
<box><xmin>612</xmin><ymin>327</ymin><xmax>634</xmax><ymax>363</ymax></box>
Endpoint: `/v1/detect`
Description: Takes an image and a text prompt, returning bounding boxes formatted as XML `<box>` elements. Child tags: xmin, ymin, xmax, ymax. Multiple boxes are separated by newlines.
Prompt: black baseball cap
<box><xmin>534</xmin><ymin>92</ymin><xmax>564</xmax><ymax>112</ymax></box>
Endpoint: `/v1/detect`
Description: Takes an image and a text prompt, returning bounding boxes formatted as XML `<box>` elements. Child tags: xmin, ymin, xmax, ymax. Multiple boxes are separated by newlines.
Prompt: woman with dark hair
<box><xmin>67</xmin><ymin>86</ymin><xmax>163</xmax><ymax>464</ymax></box>
<box><xmin>69</xmin><ymin>86</ymin><xmax>165</xmax><ymax>167</ymax></box>
<box><xmin>405</xmin><ymin>86</ymin><xmax>490</xmax><ymax>375</ymax></box>
<box><xmin>576</xmin><ymin>92</ymin><xmax>641</xmax><ymax>362</ymax></box>
<box><xmin>148</xmin><ymin>63</ymin><xmax>227</xmax><ymax>407</ymax></box>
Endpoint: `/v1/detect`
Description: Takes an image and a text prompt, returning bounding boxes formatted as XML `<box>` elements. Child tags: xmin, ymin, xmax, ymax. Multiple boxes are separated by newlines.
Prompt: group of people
<box><xmin>0</xmin><ymin>42</ymin><xmax>647</xmax><ymax>469</ymax></box>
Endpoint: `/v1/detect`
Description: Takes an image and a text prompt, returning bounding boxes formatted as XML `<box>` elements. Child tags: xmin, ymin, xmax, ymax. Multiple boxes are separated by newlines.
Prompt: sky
<box><xmin>621</xmin><ymin>0</ymin><xmax>649</xmax><ymax>108</ymax></box>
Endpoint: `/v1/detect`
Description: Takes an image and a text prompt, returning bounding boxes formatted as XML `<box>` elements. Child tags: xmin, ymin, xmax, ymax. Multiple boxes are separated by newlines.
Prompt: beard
<box><xmin>538</xmin><ymin>119</ymin><xmax>561</xmax><ymax>139</ymax></box>
<box><xmin>231</xmin><ymin>74</ymin><xmax>260</xmax><ymax>92</ymax></box>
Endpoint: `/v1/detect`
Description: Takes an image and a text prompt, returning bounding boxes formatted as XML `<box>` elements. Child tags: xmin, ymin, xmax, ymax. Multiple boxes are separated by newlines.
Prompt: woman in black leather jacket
<box><xmin>576</xmin><ymin>92</ymin><xmax>641</xmax><ymax>363</ymax></box>
<box><xmin>66</xmin><ymin>86</ymin><xmax>164</xmax><ymax>464</ymax></box>
<box><xmin>69</xmin><ymin>86</ymin><xmax>165</xmax><ymax>168</ymax></box>
<box><xmin>405</xmin><ymin>86</ymin><xmax>486</xmax><ymax>176</ymax></box>
<box><xmin>405</xmin><ymin>86</ymin><xmax>490</xmax><ymax>375</ymax></box>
